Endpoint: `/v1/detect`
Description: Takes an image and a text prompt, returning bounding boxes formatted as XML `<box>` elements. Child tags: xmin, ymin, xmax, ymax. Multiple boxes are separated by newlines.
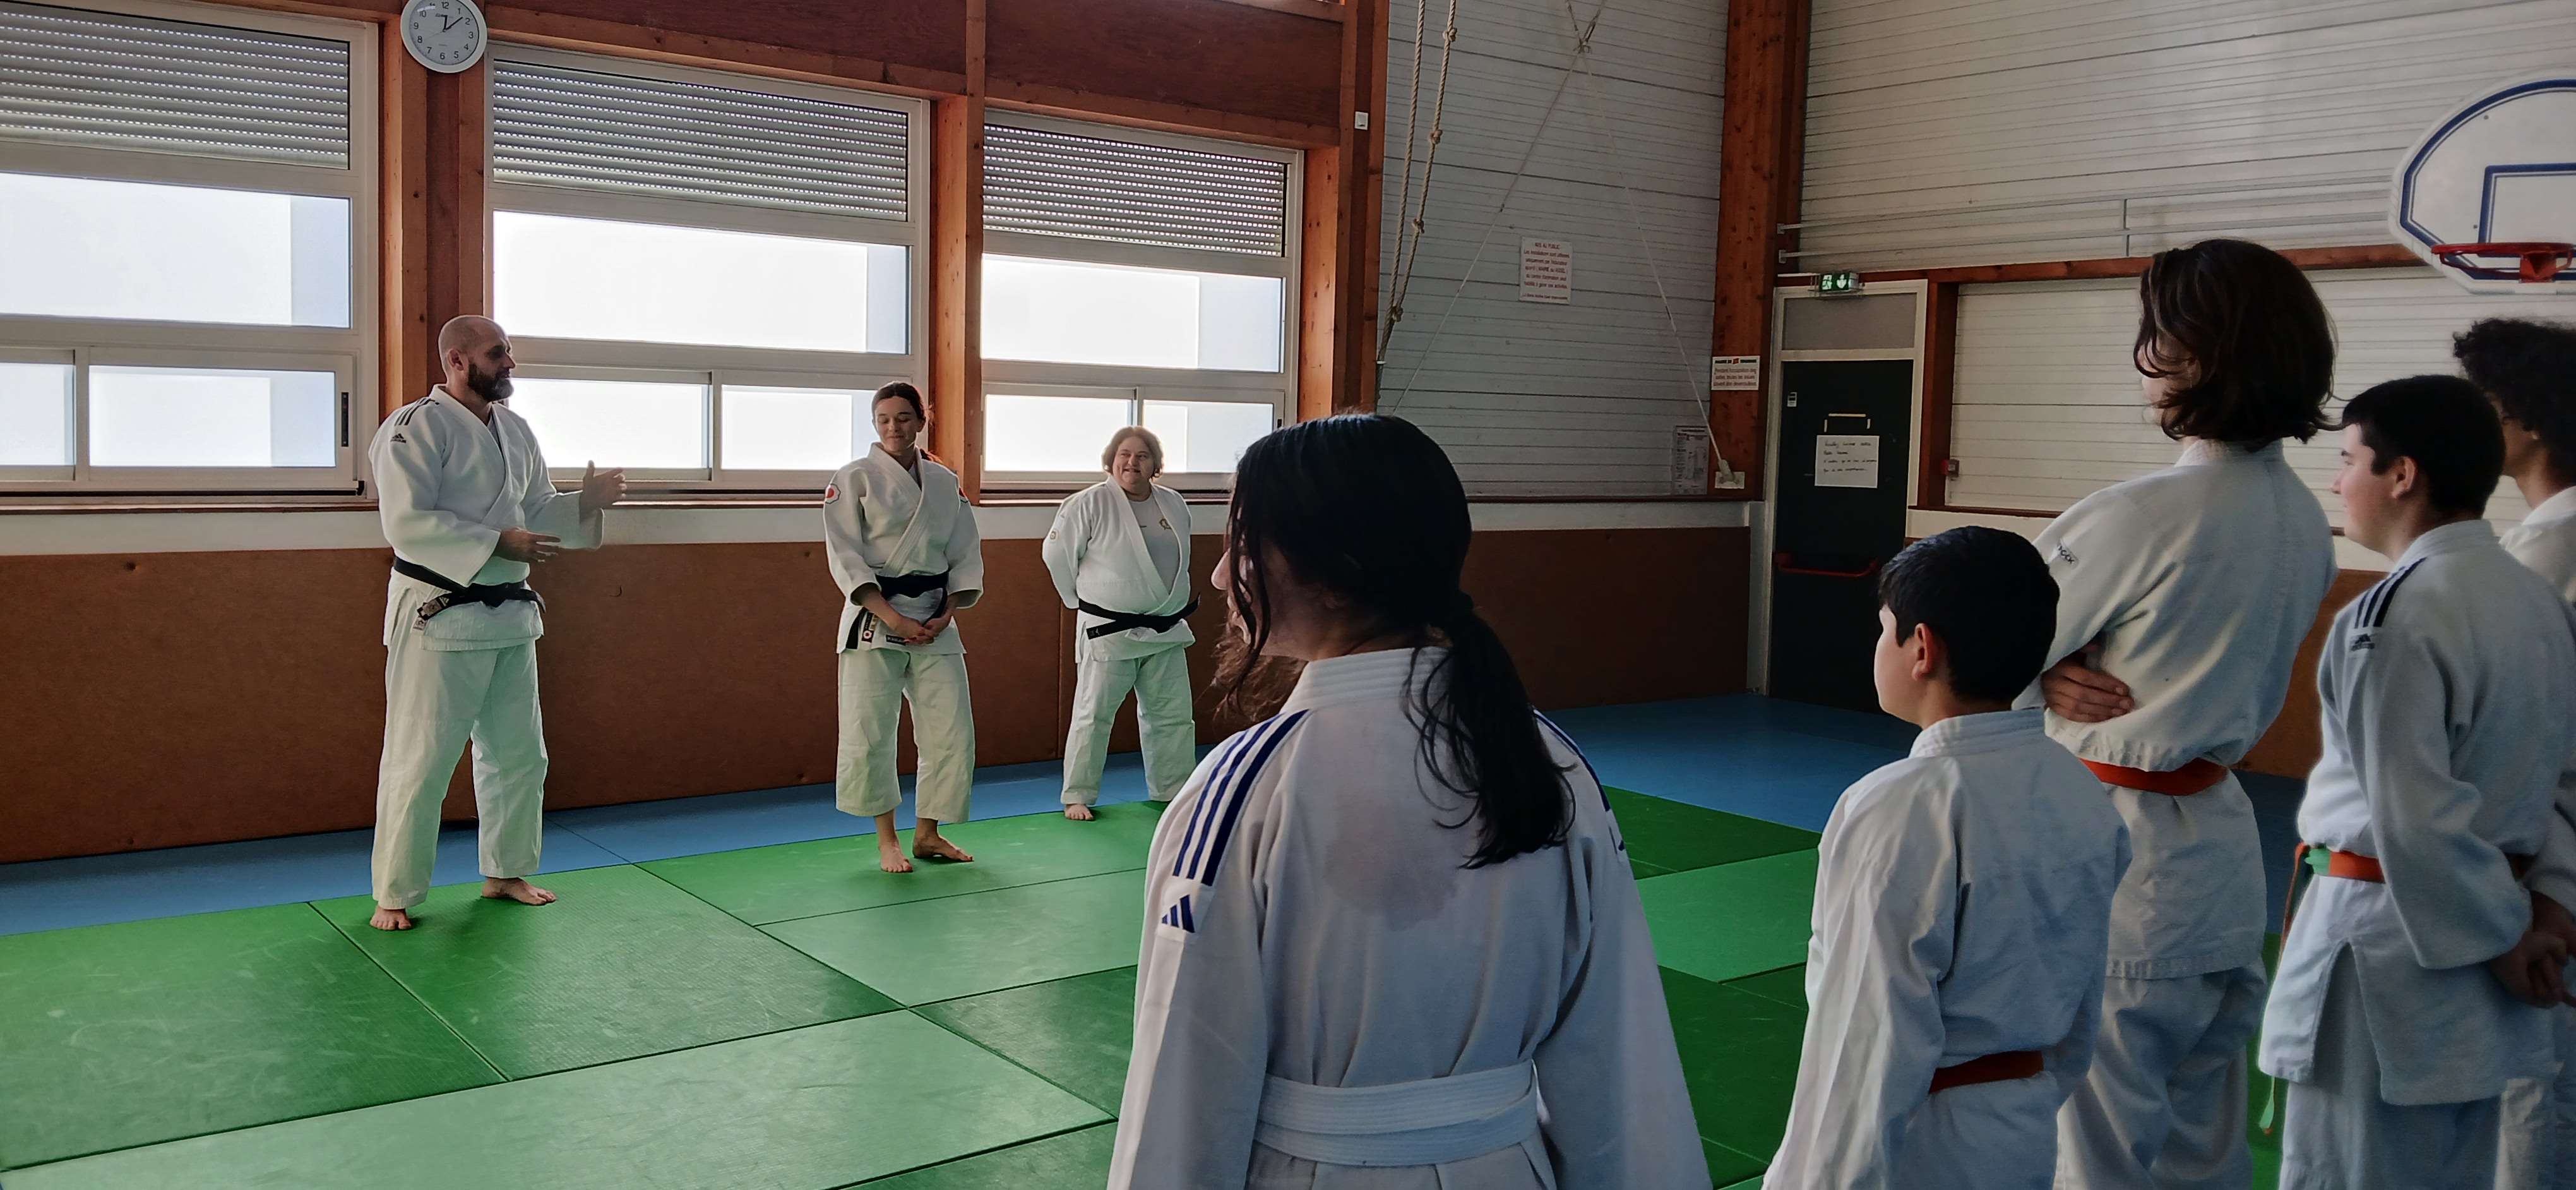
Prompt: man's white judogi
<box><xmin>2031</xmin><ymin>440</ymin><xmax>2336</xmax><ymax>1189</ymax></box>
<box><xmin>1111</xmin><ymin>648</ymin><xmax>1707</xmax><ymax>1189</ymax></box>
<box><xmin>1768</xmin><ymin>709</ymin><xmax>2130</xmax><ymax>1190</ymax></box>
<box><xmin>825</xmin><ymin>445</ymin><xmax>985</xmax><ymax>823</ymax></box>
<box><xmin>369</xmin><ymin>388</ymin><xmax>601</xmax><ymax>910</ymax></box>
<box><xmin>1042</xmin><ymin>479</ymin><xmax>1196</xmax><ymax>807</ymax></box>
<box><xmin>2257</xmin><ymin>519</ymin><xmax>2576</xmax><ymax>1190</ymax></box>
<box><xmin>2497</xmin><ymin>486</ymin><xmax>2576</xmax><ymax>1190</ymax></box>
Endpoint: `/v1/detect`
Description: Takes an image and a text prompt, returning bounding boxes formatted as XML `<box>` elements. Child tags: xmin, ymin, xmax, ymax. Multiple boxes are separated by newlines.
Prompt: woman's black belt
<box><xmin>1078</xmin><ymin>598</ymin><xmax>1200</xmax><ymax>639</ymax></box>
<box><xmin>861</xmin><ymin>571</ymin><xmax>950</xmax><ymax>601</ymax></box>
<box><xmin>393</xmin><ymin>557</ymin><xmax>539</xmax><ymax>625</ymax></box>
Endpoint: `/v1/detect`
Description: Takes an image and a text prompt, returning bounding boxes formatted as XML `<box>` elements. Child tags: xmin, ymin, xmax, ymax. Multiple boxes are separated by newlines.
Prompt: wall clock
<box><xmin>400</xmin><ymin>0</ymin><xmax>487</xmax><ymax>74</ymax></box>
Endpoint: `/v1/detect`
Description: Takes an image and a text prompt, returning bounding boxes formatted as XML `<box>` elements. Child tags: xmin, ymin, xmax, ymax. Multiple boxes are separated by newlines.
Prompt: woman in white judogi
<box><xmin>1768</xmin><ymin>528</ymin><xmax>2130</xmax><ymax>1190</ymax></box>
<box><xmin>368</xmin><ymin>316</ymin><xmax>623</xmax><ymax>931</ymax></box>
<box><xmin>2260</xmin><ymin>376</ymin><xmax>2576</xmax><ymax>1190</ymax></box>
<box><xmin>2035</xmin><ymin>241</ymin><xmax>2339</xmax><ymax>1189</ymax></box>
<box><xmin>1042</xmin><ymin>427</ymin><xmax>1196</xmax><ymax>820</ymax></box>
<box><xmin>1111</xmin><ymin>414</ymin><xmax>1705</xmax><ymax>1189</ymax></box>
<box><xmin>823</xmin><ymin>382</ymin><xmax>984</xmax><ymax>872</ymax></box>
<box><xmin>2460</xmin><ymin>316</ymin><xmax>2576</xmax><ymax>1189</ymax></box>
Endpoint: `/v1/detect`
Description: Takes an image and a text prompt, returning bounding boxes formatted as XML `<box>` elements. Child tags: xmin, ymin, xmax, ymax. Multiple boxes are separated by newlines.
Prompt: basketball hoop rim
<box><xmin>2428</xmin><ymin>241</ymin><xmax>2575</xmax><ymax>284</ymax></box>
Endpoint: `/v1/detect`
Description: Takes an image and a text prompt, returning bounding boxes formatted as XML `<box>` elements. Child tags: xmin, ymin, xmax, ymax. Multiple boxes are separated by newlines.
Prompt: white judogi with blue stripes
<box><xmin>2498</xmin><ymin>486</ymin><xmax>2576</xmax><ymax>1190</ymax></box>
<box><xmin>1111</xmin><ymin>647</ymin><xmax>1706</xmax><ymax>1189</ymax></box>
<box><xmin>2258</xmin><ymin>519</ymin><xmax>2576</xmax><ymax>1190</ymax></box>
<box><xmin>1767</xmin><ymin>709</ymin><xmax>2129</xmax><ymax>1190</ymax></box>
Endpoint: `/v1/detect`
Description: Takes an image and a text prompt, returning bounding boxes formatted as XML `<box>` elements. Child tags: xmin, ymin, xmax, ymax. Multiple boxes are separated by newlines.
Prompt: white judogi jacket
<box><xmin>2258</xmin><ymin>520</ymin><xmax>2576</xmax><ymax>1104</ymax></box>
<box><xmin>371</xmin><ymin>388</ymin><xmax>600</xmax><ymax>651</ymax></box>
<box><xmin>1112</xmin><ymin>648</ymin><xmax>1705</xmax><ymax>1189</ymax></box>
<box><xmin>2504</xmin><ymin>488</ymin><xmax>2576</xmax><ymax>603</ymax></box>
<box><xmin>823</xmin><ymin>446</ymin><xmax>984</xmax><ymax>656</ymax></box>
<box><xmin>2026</xmin><ymin>439</ymin><xmax>2335</xmax><ymax>977</ymax></box>
<box><xmin>1768</xmin><ymin>709</ymin><xmax>2130</xmax><ymax>1189</ymax></box>
<box><xmin>1041</xmin><ymin>480</ymin><xmax>1194</xmax><ymax>663</ymax></box>
<box><xmin>2500</xmin><ymin>490</ymin><xmax>2576</xmax><ymax>920</ymax></box>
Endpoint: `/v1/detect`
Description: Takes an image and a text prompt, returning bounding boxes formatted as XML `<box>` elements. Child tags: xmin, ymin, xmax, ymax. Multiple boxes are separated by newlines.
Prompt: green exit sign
<box><xmin>1815</xmin><ymin>271</ymin><xmax>1863</xmax><ymax>296</ymax></box>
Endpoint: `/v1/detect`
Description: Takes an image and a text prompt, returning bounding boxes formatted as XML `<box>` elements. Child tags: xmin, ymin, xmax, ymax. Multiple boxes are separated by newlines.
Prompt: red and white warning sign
<box><xmin>1519</xmin><ymin>237</ymin><xmax>1572</xmax><ymax>304</ymax></box>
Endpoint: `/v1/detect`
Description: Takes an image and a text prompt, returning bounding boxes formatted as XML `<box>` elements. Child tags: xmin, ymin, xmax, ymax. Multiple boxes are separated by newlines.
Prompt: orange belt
<box><xmin>1928</xmin><ymin>1050</ymin><xmax>2044</xmax><ymax>1093</ymax></box>
<box><xmin>2082</xmin><ymin>757</ymin><xmax>2229</xmax><ymax>796</ymax></box>
<box><xmin>2292</xmin><ymin>845</ymin><xmax>2534</xmax><ymax>886</ymax></box>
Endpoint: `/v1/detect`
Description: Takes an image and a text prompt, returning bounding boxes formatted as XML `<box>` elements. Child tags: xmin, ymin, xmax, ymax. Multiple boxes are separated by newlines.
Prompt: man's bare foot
<box><xmin>1064</xmin><ymin>803</ymin><xmax>1096</xmax><ymax>821</ymax></box>
<box><xmin>371</xmin><ymin>906</ymin><xmax>414</xmax><ymax>931</ymax></box>
<box><xmin>914</xmin><ymin>827</ymin><xmax>975</xmax><ymax>863</ymax></box>
<box><xmin>482</xmin><ymin>877</ymin><xmax>557</xmax><ymax>906</ymax></box>
<box><xmin>878</xmin><ymin>836</ymin><xmax>914</xmax><ymax>873</ymax></box>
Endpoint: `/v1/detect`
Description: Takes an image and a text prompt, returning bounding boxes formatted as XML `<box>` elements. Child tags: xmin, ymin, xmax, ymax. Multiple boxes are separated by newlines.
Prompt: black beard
<box><xmin>467</xmin><ymin>366</ymin><xmax>513</xmax><ymax>402</ymax></box>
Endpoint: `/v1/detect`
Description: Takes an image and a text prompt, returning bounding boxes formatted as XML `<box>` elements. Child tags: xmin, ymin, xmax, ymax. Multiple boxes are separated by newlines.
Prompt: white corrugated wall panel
<box><xmin>1948</xmin><ymin>267</ymin><xmax>2575</xmax><ymax>531</ymax></box>
<box><xmin>1799</xmin><ymin>0</ymin><xmax>2576</xmax><ymax>272</ymax></box>
<box><xmin>1376</xmin><ymin>0</ymin><xmax>1722</xmax><ymax>496</ymax></box>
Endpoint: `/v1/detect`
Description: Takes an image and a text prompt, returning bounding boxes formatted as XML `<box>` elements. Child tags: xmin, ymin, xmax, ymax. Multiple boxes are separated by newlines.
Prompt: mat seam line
<box><xmin>300</xmin><ymin>899</ymin><xmax>513</xmax><ymax>1085</ymax></box>
<box><xmin>741</xmin><ymin>863</ymin><xmax>1152</xmax><ymax>930</ymax></box>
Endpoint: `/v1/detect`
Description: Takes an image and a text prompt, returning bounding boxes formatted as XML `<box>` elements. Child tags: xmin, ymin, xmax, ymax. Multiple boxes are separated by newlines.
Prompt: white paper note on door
<box><xmin>1815</xmin><ymin>435</ymin><xmax>1880</xmax><ymax>488</ymax></box>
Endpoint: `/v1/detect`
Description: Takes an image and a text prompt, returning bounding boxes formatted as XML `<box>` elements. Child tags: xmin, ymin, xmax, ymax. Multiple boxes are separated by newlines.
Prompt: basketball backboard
<box><xmin>2390</xmin><ymin>73</ymin><xmax>2576</xmax><ymax>294</ymax></box>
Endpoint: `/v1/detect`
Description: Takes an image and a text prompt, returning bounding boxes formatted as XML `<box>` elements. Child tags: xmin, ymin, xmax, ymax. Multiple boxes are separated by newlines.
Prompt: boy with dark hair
<box><xmin>1768</xmin><ymin>527</ymin><xmax>2130</xmax><ymax>1190</ymax></box>
<box><xmin>2258</xmin><ymin>375</ymin><xmax>2576</xmax><ymax>1190</ymax></box>
<box><xmin>2458</xmin><ymin>317</ymin><xmax>2576</xmax><ymax>1188</ymax></box>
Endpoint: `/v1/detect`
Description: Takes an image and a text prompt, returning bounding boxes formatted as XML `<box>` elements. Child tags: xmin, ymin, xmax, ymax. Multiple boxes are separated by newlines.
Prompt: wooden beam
<box><xmin>1707</xmin><ymin>0</ymin><xmax>1808</xmax><ymax>499</ymax></box>
<box><xmin>1205</xmin><ymin>0</ymin><xmax>1349</xmax><ymax>22</ymax></box>
<box><xmin>1328</xmin><ymin>0</ymin><xmax>1386</xmax><ymax>412</ymax></box>
<box><xmin>1819</xmin><ymin>243</ymin><xmax>2425</xmax><ymax>288</ymax></box>
<box><xmin>1915</xmin><ymin>280</ymin><xmax>1957</xmax><ymax>508</ymax></box>
<box><xmin>380</xmin><ymin>35</ymin><xmax>429</xmax><ymax>418</ymax></box>
<box><xmin>982</xmin><ymin>85</ymin><xmax>1337</xmax><ymax>148</ymax></box>
<box><xmin>929</xmin><ymin>0</ymin><xmax>986</xmax><ymax>499</ymax></box>
<box><xmin>423</xmin><ymin>61</ymin><xmax>489</xmax><ymax>335</ymax></box>
<box><xmin>1298</xmin><ymin>145</ymin><xmax>1343</xmax><ymax>421</ymax></box>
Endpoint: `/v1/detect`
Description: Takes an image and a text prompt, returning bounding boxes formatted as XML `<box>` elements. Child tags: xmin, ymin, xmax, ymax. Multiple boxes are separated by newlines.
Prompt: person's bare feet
<box><xmin>482</xmin><ymin>877</ymin><xmax>556</xmax><ymax>906</ymax></box>
<box><xmin>914</xmin><ymin>824</ymin><xmax>975</xmax><ymax>863</ymax></box>
<box><xmin>878</xmin><ymin>834</ymin><xmax>914</xmax><ymax>873</ymax></box>
<box><xmin>1064</xmin><ymin>803</ymin><xmax>1096</xmax><ymax>821</ymax></box>
<box><xmin>370</xmin><ymin>906</ymin><xmax>414</xmax><ymax>931</ymax></box>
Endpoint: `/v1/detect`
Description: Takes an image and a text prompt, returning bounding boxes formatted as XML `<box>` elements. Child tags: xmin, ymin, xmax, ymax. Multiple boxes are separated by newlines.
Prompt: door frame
<box><xmin>1751</xmin><ymin>278</ymin><xmax>1931</xmax><ymax>694</ymax></box>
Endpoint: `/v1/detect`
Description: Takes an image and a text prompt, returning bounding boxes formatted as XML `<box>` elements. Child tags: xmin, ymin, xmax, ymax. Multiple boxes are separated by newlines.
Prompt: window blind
<box><xmin>0</xmin><ymin>0</ymin><xmax>349</xmax><ymax>168</ymax></box>
<box><xmin>984</xmin><ymin>121</ymin><xmax>1288</xmax><ymax>257</ymax></box>
<box><xmin>491</xmin><ymin>58</ymin><xmax>909</xmax><ymax>222</ymax></box>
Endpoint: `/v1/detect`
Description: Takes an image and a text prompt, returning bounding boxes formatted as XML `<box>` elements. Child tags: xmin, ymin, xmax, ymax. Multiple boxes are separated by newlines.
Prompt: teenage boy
<box><xmin>2258</xmin><ymin>375</ymin><xmax>2576</xmax><ymax>1190</ymax></box>
<box><xmin>1767</xmin><ymin>527</ymin><xmax>2131</xmax><ymax>1190</ymax></box>
<box><xmin>2459</xmin><ymin>318</ymin><xmax>2576</xmax><ymax>1189</ymax></box>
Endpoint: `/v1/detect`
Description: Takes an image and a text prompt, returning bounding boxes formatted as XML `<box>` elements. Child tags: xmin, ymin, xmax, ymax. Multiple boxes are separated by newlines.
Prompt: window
<box><xmin>979</xmin><ymin>115</ymin><xmax>1297</xmax><ymax>489</ymax></box>
<box><xmin>487</xmin><ymin>49</ymin><xmax>926</xmax><ymax>490</ymax></box>
<box><xmin>0</xmin><ymin>0</ymin><xmax>373</xmax><ymax>495</ymax></box>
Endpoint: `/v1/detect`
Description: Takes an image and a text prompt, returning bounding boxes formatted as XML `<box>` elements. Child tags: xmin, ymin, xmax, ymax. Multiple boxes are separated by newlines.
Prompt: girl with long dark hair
<box><xmin>1108</xmin><ymin>414</ymin><xmax>1704</xmax><ymax>1188</ymax></box>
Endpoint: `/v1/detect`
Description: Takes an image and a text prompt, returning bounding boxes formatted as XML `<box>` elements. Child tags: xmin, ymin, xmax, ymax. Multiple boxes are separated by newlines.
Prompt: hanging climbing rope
<box><xmin>1376</xmin><ymin>0</ymin><xmax>1459</xmax><ymax>366</ymax></box>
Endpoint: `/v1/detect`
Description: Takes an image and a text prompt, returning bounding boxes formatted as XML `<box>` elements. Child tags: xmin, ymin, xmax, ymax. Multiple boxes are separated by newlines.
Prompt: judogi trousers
<box><xmin>371</xmin><ymin>634</ymin><xmax>546</xmax><ymax>910</ymax></box>
<box><xmin>2283</xmin><ymin>951</ymin><xmax>2500</xmax><ymax>1190</ymax></box>
<box><xmin>1061</xmin><ymin>647</ymin><xmax>1195</xmax><ymax>805</ymax></box>
<box><xmin>837</xmin><ymin>648</ymin><xmax>974</xmax><ymax>824</ymax></box>
<box><xmin>2056</xmin><ymin>959</ymin><xmax>2265</xmax><ymax>1189</ymax></box>
<box><xmin>2500</xmin><ymin>1006</ymin><xmax>2576</xmax><ymax>1188</ymax></box>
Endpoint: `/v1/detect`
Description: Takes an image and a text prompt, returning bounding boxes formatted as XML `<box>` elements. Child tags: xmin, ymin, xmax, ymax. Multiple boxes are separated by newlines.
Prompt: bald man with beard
<box><xmin>364</xmin><ymin>316</ymin><xmax>625</xmax><ymax>931</ymax></box>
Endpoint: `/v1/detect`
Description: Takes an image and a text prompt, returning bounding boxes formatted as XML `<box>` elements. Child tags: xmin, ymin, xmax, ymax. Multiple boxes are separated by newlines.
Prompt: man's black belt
<box><xmin>1078</xmin><ymin>598</ymin><xmax>1199</xmax><ymax>640</ymax></box>
<box><xmin>393</xmin><ymin>557</ymin><xmax>539</xmax><ymax>625</ymax></box>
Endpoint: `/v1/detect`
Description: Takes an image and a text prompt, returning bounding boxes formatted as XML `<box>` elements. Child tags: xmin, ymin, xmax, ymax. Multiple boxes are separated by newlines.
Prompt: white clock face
<box><xmin>403</xmin><ymin>0</ymin><xmax>486</xmax><ymax>74</ymax></box>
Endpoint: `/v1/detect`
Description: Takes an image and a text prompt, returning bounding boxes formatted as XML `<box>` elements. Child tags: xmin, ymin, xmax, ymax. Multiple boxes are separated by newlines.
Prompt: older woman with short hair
<box><xmin>1041</xmin><ymin>426</ymin><xmax>1199</xmax><ymax>820</ymax></box>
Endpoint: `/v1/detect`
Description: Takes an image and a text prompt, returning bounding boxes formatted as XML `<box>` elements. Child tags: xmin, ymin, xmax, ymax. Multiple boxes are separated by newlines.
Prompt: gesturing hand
<box><xmin>494</xmin><ymin>527</ymin><xmax>561</xmax><ymax>563</ymax></box>
<box><xmin>2042</xmin><ymin>656</ymin><xmax>2135</xmax><ymax>723</ymax></box>
<box><xmin>579</xmin><ymin>460</ymin><xmax>627</xmax><ymax>514</ymax></box>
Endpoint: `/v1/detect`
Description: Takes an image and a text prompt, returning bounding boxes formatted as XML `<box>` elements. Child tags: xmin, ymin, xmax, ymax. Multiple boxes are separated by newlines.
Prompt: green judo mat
<box><xmin>2</xmin><ymin>783</ymin><xmax>2279</xmax><ymax>1189</ymax></box>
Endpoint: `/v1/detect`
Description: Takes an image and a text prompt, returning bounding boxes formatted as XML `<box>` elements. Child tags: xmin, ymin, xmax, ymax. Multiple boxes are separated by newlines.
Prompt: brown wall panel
<box><xmin>1</xmin><ymin>524</ymin><xmax>1745</xmax><ymax>863</ymax></box>
<box><xmin>2238</xmin><ymin>568</ymin><xmax>2380</xmax><ymax>781</ymax></box>
<box><xmin>504</xmin><ymin>0</ymin><xmax>969</xmax><ymax>79</ymax></box>
<box><xmin>984</xmin><ymin>0</ymin><xmax>1340</xmax><ymax>131</ymax></box>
